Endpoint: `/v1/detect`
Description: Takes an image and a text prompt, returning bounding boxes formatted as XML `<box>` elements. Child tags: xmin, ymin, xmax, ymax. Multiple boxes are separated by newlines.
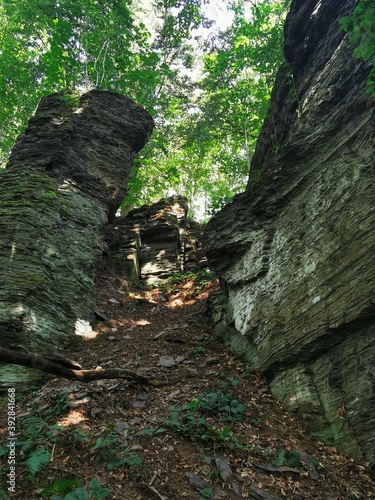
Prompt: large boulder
<box><xmin>204</xmin><ymin>0</ymin><xmax>375</xmax><ymax>474</ymax></box>
<box><xmin>0</xmin><ymin>90</ymin><xmax>154</xmax><ymax>391</ymax></box>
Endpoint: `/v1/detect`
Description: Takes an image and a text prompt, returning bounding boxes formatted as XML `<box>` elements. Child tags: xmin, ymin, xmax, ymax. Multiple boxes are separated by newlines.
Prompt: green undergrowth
<box><xmin>158</xmin><ymin>269</ymin><xmax>215</xmax><ymax>295</ymax></box>
<box><xmin>161</xmin><ymin>380</ymin><xmax>250</xmax><ymax>452</ymax></box>
<box><xmin>128</xmin><ymin>377</ymin><xmax>253</xmax><ymax>456</ymax></box>
<box><xmin>40</xmin><ymin>478</ymin><xmax>109</xmax><ymax>499</ymax></box>
<box><xmin>0</xmin><ymin>390</ymin><xmax>143</xmax><ymax>498</ymax></box>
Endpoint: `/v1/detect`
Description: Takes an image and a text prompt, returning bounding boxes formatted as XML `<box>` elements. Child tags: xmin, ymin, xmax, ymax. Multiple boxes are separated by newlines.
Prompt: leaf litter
<box><xmin>1</xmin><ymin>266</ymin><xmax>375</xmax><ymax>499</ymax></box>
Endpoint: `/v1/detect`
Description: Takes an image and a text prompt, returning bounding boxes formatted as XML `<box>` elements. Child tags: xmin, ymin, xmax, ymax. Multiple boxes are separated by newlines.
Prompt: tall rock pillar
<box><xmin>0</xmin><ymin>90</ymin><xmax>154</xmax><ymax>391</ymax></box>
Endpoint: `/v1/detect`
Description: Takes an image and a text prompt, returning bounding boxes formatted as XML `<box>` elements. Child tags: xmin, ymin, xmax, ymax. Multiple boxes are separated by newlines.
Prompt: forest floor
<box><xmin>1</xmin><ymin>264</ymin><xmax>375</xmax><ymax>500</ymax></box>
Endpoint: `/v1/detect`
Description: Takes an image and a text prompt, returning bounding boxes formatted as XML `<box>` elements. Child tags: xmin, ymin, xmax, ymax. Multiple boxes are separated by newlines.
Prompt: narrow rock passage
<box><xmin>2</xmin><ymin>264</ymin><xmax>375</xmax><ymax>499</ymax></box>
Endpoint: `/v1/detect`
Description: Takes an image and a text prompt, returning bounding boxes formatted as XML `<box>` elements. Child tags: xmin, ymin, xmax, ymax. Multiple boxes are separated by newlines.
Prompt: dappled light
<box><xmin>1</xmin><ymin>269</ymin><xmax>374</xmax><ymax>498</ymax></box>
<box><xmin>75</xmin><ymin>319</ymin><xmax>98</xmax><ymax>340</ymax></box>
<box><xmin>1</xmin><ymin>0</ymin><xmax>374</xmax><ymax>497</ymax></box>
<box><xmin>57</xmin><ymin>409</ymin><xmax>87</xmax><ymax>427</ymax></box>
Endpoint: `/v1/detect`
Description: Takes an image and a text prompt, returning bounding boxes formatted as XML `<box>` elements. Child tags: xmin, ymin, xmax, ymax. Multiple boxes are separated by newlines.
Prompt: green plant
<box><xmin>339</xmin><ymin>0</ymin><xmax>375</xmax><ymax>95</ymax></box>
<box><xmin>40</xmin><ymin>478</ymin><xmax>110</xmax><ymax>499</ymax></box>
<box><xmin>196</xmin><ymin>390</ymin><xmax>246</xmax><ymax>423</ymax></box>
<box><xmin>199</xmin><ymin>487</ymin><xmax>214</xmax><ymax>499</ymax></box>
<box><xmin>193</xmin><ymin>269</ymin><xmax>215</xmax><ymax>288</ymax></box>
<box><xmin>40</xmin><ymin>479</ymin><xmax>81</xmax><ymax>497</ymax></box>
<box><xmin>166</xmin><ymin>389</ymin><xmax>246</xmax><ymax>447</ymax></box>
<box><xmin>189</xmin><ymin>345</ymin><xmax>206</xmax><ymax>357</ymax></box>
<box><xmin>92</xmin><ymin>430</ymin><xmax>142</xmax><ymax>470</ymax></box>
<box><xmin>19</xmin><ymin>416</ymin><xmax>63</xmax><ymax>453</ymax></box>
<box><xmin>92</xmin><ymin>432</ymin><xmax>119</xmax><ymax>469</ymax></box>
<box><xmin>166</xmin><ymin>405</ymin><xmax>214</xmax><ymax>443</ymax></box>
<box><xmin>272</xmin><ymin>448</ymin><xmax>301</xmax><ymax>468</ymax></box>
<box><xmin>158</xmin><ymin>269</ymin><xmax>215</xmax><ymax>296</ymax></box>
<box><xmin>139</xmin><ymin>427</ymin><xmax>158</xmax><ymax>437</ymax></box>
<box><xmin>25</xmin><ymin>447</ymin><xmax>51</xmax><ymax>476</ymax></box>
<box><xmin>59</xmin><ymin>427</ymin><xmax>90</xmax><ymax>449</ymax></box>
<box><xmin>59</xmin><ymin>92</ymin><xmax>80</xmax><ymax>108</ymax></box>
<box><xmin>157</xmin><ymin>272</ymin><xmax>188</xmax><ymax>294</ymax></box>
<box><xmin>47</xmin><ymin>391</ymin><xmax>71</xmax><ymax>417</ymax></box>
<box><xmin>219</xmin><ymin>375</ymin><xmax>242</xmax><ymax>391</ymax></box>
<box><xmin>7</xmin><ymin>391</ymin><xmax>70</xmax><ymax>477</ymax></box>
<box><xmin>20</xmin><ymin>414</ymin><xmax>47</xmax><ymax>448</ymax></box>
<box><xmin>42</xmin><ymin>190</ymin><xmax>57</xmax><ymax>199</ymax></box>
<box><xmin>196</xmin><ymin>334</ymin><xmax>213</xmax><ymax>346</ymax></box>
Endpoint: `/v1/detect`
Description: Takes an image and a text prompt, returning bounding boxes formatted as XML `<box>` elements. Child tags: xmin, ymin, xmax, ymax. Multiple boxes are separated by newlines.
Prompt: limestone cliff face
<box><xmin>204</xmin><ymin>0</ymin><xmax>375</xmax><ymax>474</ymax></box>
<box><xmin>0</xmin><ymin>90</ymin><xmax>154</xmax><ymax>391</ymax></box>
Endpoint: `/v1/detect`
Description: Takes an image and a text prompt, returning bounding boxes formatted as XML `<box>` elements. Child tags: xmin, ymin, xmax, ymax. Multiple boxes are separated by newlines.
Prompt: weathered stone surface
<box><xmin>0</xmin><ymin>90</ymin><xmax>154</xmax><ymax>391</ymax></box>
<box><xmin>105</xmin><ymin>196</ymin><xmax>206</xmax><ymax>283</ymax></box>
<box><xmin>204</xmin><ymin>0</ymin><xmax>375</xmax><ymax>474</ymax></box>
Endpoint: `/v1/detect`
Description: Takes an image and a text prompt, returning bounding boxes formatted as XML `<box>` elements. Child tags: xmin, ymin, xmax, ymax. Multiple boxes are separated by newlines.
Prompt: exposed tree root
<box><xmin>0</xmin><ymin>347</ymin><xmax>187</xmax><ymax>386</ymax></box>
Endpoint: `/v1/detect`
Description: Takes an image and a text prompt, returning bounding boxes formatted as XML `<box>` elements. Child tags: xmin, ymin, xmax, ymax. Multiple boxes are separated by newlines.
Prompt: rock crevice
<box><xmin>105</xmin><ymin>196</ymin><xmax>206</xmax><ymax>284</ymax></box>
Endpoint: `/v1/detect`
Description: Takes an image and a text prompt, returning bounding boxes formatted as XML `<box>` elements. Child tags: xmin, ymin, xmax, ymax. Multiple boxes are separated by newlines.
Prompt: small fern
<box><xmin>25</xmin><ymin>447</ymin><xmax>51</xmax><ymax>476</ymax></box>
<box><xmin>22</xmin><ymin>415</ymin><xmax>48</xmax><ymax>450</ymax></box>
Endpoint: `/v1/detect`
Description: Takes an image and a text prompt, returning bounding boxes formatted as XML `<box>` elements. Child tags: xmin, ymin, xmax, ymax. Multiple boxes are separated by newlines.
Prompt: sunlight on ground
<box><xmin>57</xmin><ymin>409</ymin><xmax>87</xmax><ymax>427</ymax></box>
<box><xmin>75</xmin><ymin>318</ymin><xmax>99</xmax><ymax>339</ymax></box>
<box><xmin>133</xmin><ymin>319</ymin><xmax>151</xmax><ymax>326</ymax></box>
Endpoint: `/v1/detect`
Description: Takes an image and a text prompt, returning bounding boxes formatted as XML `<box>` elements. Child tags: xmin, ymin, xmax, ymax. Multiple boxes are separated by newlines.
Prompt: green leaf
<box><xmin>360</xmin><ymin>34</ymin><xmax>374</xmax><ymax>61</ymax></box>
<box><xmin>339</xmin><ymin>0</ymin><xmax>375</xmax><ymax>74</ymax></box>
<box><xmin>40</xmin><ymin>479</ymin><xmax>81</xmax><ymax>496</ymax></box>
<box><xmin>284</xmin><ymin>450</ymin><xmax>301</xmax><ymax>468</ymax></box>
<box><xmin>338</xmin><ymin>17</ymin><xmax>350</xmax><ymax>32</ymax></box>
<box><xmin>64</xmin><ymin>488</ymin><xmax>90</xmax><ymax>500</ymax></box>
<box><xmin>234</xmin><ymin>35</ymin><xmax>250</xmax><ymax>49</ymax></box>
<box><xmin>89</xmin><ymin>479</ymin><xmax>110</xmax><ymax>498</ymax></box>
<box><xmin>272</xmin><ymin>448</ymin><xmax>301</xmax><ymax>468</ymax></box>
<box><xmin>25</xmin><ymin>447</ymin><xmax>51</xmax><ymax>476</ymax></box>
<box><xmin>272</xmin><ymin>448</ymin><xmax>286</xmax><ymax>467</ymax></box>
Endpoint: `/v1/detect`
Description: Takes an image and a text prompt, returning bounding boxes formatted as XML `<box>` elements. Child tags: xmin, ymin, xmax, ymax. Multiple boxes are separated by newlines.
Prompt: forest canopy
<box><xmin>0</xmin><ymin>0</ymin><xmax>291</xmax><ymax>218</ymax></box>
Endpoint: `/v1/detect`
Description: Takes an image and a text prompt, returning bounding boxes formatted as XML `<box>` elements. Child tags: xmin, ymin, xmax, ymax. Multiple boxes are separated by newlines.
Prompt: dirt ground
<box><xmin>1</xmin><ymin>264</ymin><xmax>375</xmax><ymax>499</ymax></box>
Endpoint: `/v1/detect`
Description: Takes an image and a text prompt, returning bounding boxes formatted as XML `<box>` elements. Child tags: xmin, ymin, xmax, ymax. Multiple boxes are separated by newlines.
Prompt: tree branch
<box><xmin>0</xmin><ymin>347</ymin><xmax>173</xmax><ymax>386</ymax></box>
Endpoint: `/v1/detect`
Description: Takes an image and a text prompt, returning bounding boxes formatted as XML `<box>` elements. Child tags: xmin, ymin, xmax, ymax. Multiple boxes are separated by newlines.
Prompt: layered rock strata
<box><xmin>105</xmin><ymin>196</ymin><xmax>205</xmax><ymax>283</ymax></box>
<box><xmin>204</xmin><ymin>0</ymin><xmax>375</xmax><ymax>474</ymax></box>
<box><xmin>0</xmin><ymin>90</ymin><xmax>154</xmax><ymax>390</ymax></box>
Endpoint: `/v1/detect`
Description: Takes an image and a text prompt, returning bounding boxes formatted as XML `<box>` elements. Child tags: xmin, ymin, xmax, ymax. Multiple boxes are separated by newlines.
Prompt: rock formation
<box><xmin>0</xmin><ymin>90</ymin><xmax>154</xmax><ymax>391</ymax></box>
<box><xmin>204</xmin><ymin>0</ymin><xmax>375</xmax><ymax>475</ymax></box>
<box><xmin>105</xmin><ymin>196</ymin><xmax>206</xmax><ymax>284</ymax></box>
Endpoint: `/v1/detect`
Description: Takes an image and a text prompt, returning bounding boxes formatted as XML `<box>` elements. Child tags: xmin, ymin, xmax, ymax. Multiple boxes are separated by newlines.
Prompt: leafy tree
<box><xmin>0</xmin><ymin>0</ymin><xmax>145</xmax><ymax>162</ymax></box>
<box><xmin>0</xmin><ymin>0</ymin><xmax>205</xmax><ymax>164</ymax></box>
<box><xmin>339</xmin><ymin>0</ymin><xmax>375</xmax><ymax>95</ymax></box>
<box><xmin>141</xmin><ymin>0</ymin><xmax>290</xmax><ymax>217</ymax></box>
<box><xmin>0</xmin><ymin>0</ymin><xmax>290</xmax><ymax>219</ymax></box>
